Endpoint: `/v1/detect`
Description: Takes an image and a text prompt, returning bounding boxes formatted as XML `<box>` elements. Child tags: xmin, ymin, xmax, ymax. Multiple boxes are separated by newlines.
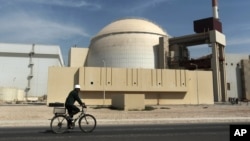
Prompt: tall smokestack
<box><xmin>212</xmin><ymin>0</ymin><xmax>219</xmax><ymax>19</ymax></box>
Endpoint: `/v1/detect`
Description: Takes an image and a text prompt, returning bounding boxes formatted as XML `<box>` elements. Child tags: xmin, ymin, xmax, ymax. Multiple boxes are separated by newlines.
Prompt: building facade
<box><xmin>0</xmin><ymin>43</ymin><xmax>64</xmax><ymax>98</ymax></box>
<box><xmin>47</xmin><ymin>18</ymin><xmax>220</xmax><ymax>107</ymax></box>
<box><xmin>47</xmin><ymin>66</ymin><xmax>214</xmax><ymax>105</ymax></box>
<box><xmin>225</xmin><ymin>54</ymin><xmax>250</xmax><ymax>101</ymax></box>
<box><xmin>48</xmin><ymin>17</ymin><xmax>250</xmax><ymax>108</ymax></box>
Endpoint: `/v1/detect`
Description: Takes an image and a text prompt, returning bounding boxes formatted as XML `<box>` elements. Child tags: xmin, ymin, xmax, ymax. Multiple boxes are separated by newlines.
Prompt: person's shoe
<box><xmin>68</xmin><ymin>122</ymin><xmax>75</xmax><ymax>129</ymax></box>
<box><xmin>68</xmin><ymin>125</ymin><xmax>74</xmax><ymax>129</ymax></box>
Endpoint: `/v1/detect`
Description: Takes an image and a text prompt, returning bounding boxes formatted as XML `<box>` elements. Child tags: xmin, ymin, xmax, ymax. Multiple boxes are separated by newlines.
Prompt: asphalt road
<box><xmin>0</xmin><ymin>123</ymin><xmax>231</xmax><ymax>141</ymax></box>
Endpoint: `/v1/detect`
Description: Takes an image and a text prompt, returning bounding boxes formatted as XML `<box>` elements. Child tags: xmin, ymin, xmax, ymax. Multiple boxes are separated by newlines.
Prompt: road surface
<box><xmin>0</xmin><ymin>123</ymin><xmax>231</xmax><ymax>141</ymax></box>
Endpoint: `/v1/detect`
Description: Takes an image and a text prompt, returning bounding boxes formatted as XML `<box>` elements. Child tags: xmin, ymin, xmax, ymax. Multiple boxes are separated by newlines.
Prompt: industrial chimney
<box><xmin>212</xmin><ymin>0</ymin><xmax>219</xmax><ymax>19</ymax></box>
<box><xmin>193</xmin><ymin>0</ymin><xmax>222</xmax><ymax>33</ymax></box>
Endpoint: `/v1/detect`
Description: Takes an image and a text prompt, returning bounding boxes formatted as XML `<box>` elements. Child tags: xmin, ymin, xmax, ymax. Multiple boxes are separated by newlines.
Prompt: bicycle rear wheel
<box><xmin>50</xmin><ymin>115</ymin><xmax>68</xmax><ymax>134</ymax></box>
<box><xmin>79</xmin><ymin>114</ymin><xmax>96</xmax><ymax>133</ymax></box>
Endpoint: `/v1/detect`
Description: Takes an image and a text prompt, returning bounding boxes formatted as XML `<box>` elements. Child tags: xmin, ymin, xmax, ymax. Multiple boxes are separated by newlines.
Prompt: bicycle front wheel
<box><xmin>79</xmin><ymin>114</ymin><xmax>96</xmax><ymax>133</ymax></box>
<box><xmin>50</xmin><ymin>115</ymin><xmax>68</xmax><ymax>134</ymax></box>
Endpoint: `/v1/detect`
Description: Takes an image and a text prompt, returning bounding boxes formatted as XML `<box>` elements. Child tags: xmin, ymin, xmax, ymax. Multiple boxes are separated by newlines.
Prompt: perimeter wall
<box><xmin>47</xmin><ymin>67</ymin><xmax>214</xmax><ymax>105</ymax></box>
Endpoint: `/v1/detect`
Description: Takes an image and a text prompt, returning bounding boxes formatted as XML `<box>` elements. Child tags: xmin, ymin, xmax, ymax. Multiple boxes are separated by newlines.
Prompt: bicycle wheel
<box><xmin>79</xmin><ymin>114</ymin><xmax>96</xmax><ymax>133</ymax></box>
<box><xmin>50</xmin><ymin>115</ymin><xmax>68</xmax><ymax>134</ymax></box>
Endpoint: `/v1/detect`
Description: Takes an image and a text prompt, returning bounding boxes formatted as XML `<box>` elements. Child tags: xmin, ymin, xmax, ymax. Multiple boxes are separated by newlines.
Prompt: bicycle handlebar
<box><xmin>82</xmin><ymin>104</ymin><xmax>87</xmax><ymax>108</ymax></box>
<box><xmin>80</xmin><ymin>104</ymin><xmax>87</xmax><ymax>113</ymax></box>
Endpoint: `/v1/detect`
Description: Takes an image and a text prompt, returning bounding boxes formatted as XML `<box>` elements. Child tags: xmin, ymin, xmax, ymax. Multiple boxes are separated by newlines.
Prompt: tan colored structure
<box><xmin>112</xmin><ymin>94</ymin><xmax>145</xmax><ymax>110</ymax></box>
<box><xmin>169</xmin><ymin>30</ymin><xmax>226</xmax><ymax>102</ymax></box>
<box><xmin>68</xmin><ymin>47</ymin><xmax>88</xmax><ymax>67</ymax></box>
<box><xmin>47</xmin><ymin>67</ymin><xmax>214</xmax><ymax>106</ymax></box>
<box><xmin>47</xmin><ymin>18</ymin><xmax>225</xmax><ymax>109</ymax></box>
<box><xmin>241</xmin><ymin>59</ymin><xmax>250</xmax><ymax>100</ymax></box>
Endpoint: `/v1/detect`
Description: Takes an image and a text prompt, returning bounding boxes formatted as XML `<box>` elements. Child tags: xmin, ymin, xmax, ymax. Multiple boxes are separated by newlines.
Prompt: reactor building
<box><xmin>47</xmin><ymin>0</ymin><xmax>249</xmax><ymax>109</ymax></box>
<box><xmin>47</xmin><ymin>16</ymin><xmax>224</xmax><ymax>109</ymax></box>
<box><xmin>86</xmin><ymin>18</ymin><xmax>168</xmax><ymax>69</ymax></box>
<box><xmin>48</xmin><ymin>0</ymin><xmax>227</xmax><ymax>109</ymax></box>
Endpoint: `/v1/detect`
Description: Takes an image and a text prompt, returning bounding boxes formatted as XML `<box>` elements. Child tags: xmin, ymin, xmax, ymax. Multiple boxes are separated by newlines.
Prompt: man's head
<box><xmin>74</xmin><ymin>84</ymin><xmax>81</xmax><ymax>92</ymax></box>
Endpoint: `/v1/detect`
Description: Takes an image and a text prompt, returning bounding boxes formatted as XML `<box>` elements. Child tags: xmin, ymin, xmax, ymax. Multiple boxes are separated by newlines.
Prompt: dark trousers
<box><xmin>65</xmin><ymin>105</ymin><xmax>80</xmax><ymax>118</ymax></box>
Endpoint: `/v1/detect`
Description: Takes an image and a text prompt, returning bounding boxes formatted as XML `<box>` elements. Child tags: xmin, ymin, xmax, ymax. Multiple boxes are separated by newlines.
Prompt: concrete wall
<box><xmin>68</xmin><ymin>47</ymin><xmax>88</xmax><ymax>67</ymax></box>
<box><xmin>112</xmin><ymin>94</ymin><xmax>145</xmax><ymax>110</ymax></box>
<box><xmin>78</xmin><ymin>67</ymin><xmax>187</xmax><ymax>92</ymax></box>
<box><xmin>47</xmin><ymin>67</ymin><xmax>214</xmax><ymax>105</ymax></box>
<box><xmin>241</xmin><ymin>59</ymin><xmax>250</xmax><ymax>100</ymax></box>
<box><xmin>225</xmin><ymin>54</ymin><xmax>249</xmax><ymax>99</ymax></box>
<box><xmin>47</xmin><ymin>67</ymin><xmax>79</xmax><ymax>103</ymax></box>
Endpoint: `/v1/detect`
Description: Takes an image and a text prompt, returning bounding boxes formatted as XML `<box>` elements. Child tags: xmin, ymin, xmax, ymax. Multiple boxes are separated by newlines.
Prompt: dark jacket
<box><xmin>65</xmin><ymin>89</ymin><xmax>83</xmax><ymax>106</ymax></box>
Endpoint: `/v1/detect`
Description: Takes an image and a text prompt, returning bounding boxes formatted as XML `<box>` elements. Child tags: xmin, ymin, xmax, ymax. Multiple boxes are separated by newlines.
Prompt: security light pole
<box><xmin>102</xmin><ymin>60</ymin><xmax>106</xmax><ymax>106</ymax></box>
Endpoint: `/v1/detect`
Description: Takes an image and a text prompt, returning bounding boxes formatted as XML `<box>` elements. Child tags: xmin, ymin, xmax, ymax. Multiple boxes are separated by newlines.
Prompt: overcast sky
<box><xmin>0</xmin><ymin>0</ymin><xmax>249</xmax><ymax>64</ymax></box>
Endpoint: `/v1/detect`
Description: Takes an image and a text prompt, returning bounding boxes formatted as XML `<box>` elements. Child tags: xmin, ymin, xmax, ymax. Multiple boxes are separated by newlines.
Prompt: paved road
<box><xmin>0</xmin><ymin>123</ymin><xmax>231</xmax><ymax>141</ymax></box>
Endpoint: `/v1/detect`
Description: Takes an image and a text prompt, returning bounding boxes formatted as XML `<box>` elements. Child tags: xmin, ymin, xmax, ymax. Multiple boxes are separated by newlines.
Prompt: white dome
<box><xmin>86</xmin><ymin>18</ymin><xmax>168</xmax><ymax>69</ymax></box>
<box><xmin>95</xmin><ymin>18</ymin><xmax>167</xmax><ymax>38</ymax></box>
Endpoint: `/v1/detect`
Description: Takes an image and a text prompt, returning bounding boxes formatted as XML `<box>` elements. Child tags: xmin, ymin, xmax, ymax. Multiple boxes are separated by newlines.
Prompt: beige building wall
<box><xmin>47</xmin><ymin>67</ymin><xmax>214</xmax><ymax>105</ymax></box>
<box><xmin>47</xmin><ymin>67</ymin><xmax>79</xmax><ymax>103</ymax></box>
<box><xmin>241</xmin><ymin>59</ymin><xmax>250</xmax><ymax>99</ymax></box>
<box><xmin>112</xmin><ymin>94</ymin><xmax>145</xmax><ymax>110</ymax></box>
<box><xmin>68</xmin><ymin>48</ymin><xmax>88</xmax><ymax>67</ymax></box>
<box><xmin>186</xmin><ymin>71</ymin><xmax>214</xmax><ymax>104</ymax></box>
<box><xmin>78</xmin><ymin>67</ymin><xmax>187</xmax><ymax>92</ymax></box>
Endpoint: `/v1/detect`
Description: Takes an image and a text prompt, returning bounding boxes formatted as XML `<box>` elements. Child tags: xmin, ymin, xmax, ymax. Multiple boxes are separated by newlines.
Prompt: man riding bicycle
<box><xmin>65</xmin><ymin>84</ymin><xmax>86</xmax><ymax>127</ymax></box>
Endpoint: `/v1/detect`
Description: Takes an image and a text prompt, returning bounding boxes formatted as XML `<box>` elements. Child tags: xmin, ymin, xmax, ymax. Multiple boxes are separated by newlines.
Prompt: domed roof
<box><xmin>95</xmin><ymin>18</ymin><xmax>168</xmax><ymax>38</ymax></box>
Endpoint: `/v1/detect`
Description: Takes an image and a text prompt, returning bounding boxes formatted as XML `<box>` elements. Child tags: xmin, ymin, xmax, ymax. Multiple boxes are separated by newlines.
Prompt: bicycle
<box><xmin>50</xmin><ymin>105</ymin><xmax>97</xmax><ymax>134</ymax></box>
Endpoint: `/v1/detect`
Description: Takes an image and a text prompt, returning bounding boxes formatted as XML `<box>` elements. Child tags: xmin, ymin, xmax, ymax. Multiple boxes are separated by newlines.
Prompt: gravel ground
<box><xmin>1</xmin><ymin>103</ymin><xmax>250</xmax><ymax>127</ymax></box>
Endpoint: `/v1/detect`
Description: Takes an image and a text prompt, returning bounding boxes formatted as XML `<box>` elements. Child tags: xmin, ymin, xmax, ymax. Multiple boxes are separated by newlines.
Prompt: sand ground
<box><xmin>1</xmin><ymin>103</ymin><xmax>250</xmax><ymax>127</ymax></box>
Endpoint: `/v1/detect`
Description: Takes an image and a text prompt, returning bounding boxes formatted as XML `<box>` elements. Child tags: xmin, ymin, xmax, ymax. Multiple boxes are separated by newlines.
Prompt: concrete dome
<box><xmin>95</xmin><ymin>18</ymin><xmax>167</xmax><ymax>38</ymax></box>
<box><xmin>86</xmin><ymin>18</ymin><xmax>168</xmax><ymax>69</ymax></box>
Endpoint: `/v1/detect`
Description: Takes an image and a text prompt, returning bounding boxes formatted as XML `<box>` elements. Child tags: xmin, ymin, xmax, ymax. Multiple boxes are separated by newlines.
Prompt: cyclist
<box><xmin>65</xmin><ymin>84</ymin><xmax>86</xmax><ymax>128</ymax></box>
